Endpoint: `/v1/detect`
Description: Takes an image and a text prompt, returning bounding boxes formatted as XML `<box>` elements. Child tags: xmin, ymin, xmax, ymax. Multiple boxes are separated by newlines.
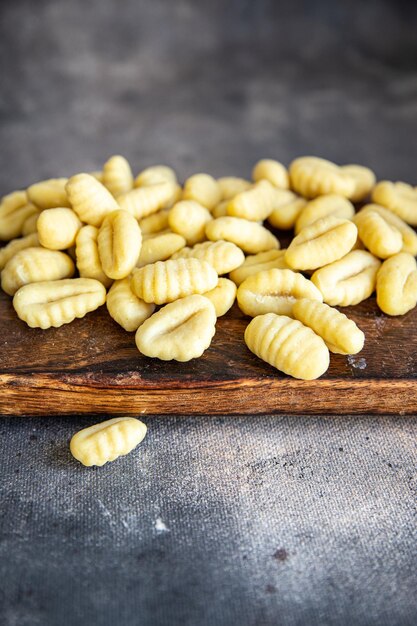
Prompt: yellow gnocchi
<box><xmin>1</xmin><ymin>247</ymin><xmax>74</xmax><ymax>296</ymax></box>
<box><xmin>376</xmin><ymin>253</ymin><xmax>417</xmax><ymax>316</ymax></box>
<box><xmin>37</xmin><ymin>208</ymin><xmax>82</xmax><ymax>250</ymax></box>
<box><xmin>13</xmin><ymin>278</ymin><xmax>106</xmax><ymax>329</ymax></box>
<box><xmin>171</xmin><ymin>239</ymin><xmax>244</xmax><ymax>275</ymax></box>
<box><xmin>0</xmin><ymin>233</ymin><xmax>39</xmax><ymax>271</ymax></box>
<box><xmin>202</xmin><ymin>278</ymin><xmax>237</xmax><ymax>317</ymax></box>
<box><xmin>106</xmin><ymin>278</ymin><xmax>155</xmax><ymax>331</ymax></box>
<box><xmin>131</xmin><ymin>258</ymin><xmax>218</xmax><ymax>304</ymax></box>
<box><xmin>70</xmin><ymin>417</ymin><xmax>147</xmax><ymax>467</ymax></box>
<box><xmin>135</xmin><ymin>294</ymin><xmax>216</xmax><ymax>361</ymax></box>
<box><xmin>75</xmin><ymin>225</ymin><xmax>113</xmax><ymax>288</ymax></box>
<box><xmin>252</xmin><ymin>159</ymin><xmax>289</xmax><ymax>189</ymax></box>
<box><xmin>66</xmin><ymin>173</ymin><xmax>119</xmax><ymax>227</ymax></box>
<box><xmin>311</xmin><ymin>250</ymin><xmax>381</xmax><ymax>306</ymax></box>
<box><xmin>285</xmin><ymin>216</ymin><xmax>358</xmax><ymax>270</ymax></box>
<box><xmin>21</xmin><ymin>210</ymin><xmax>41</xmax><ymax>236</ymax></box>
<box><xmin>217</xmin><ymin>176</ymin><xmax>251</xmax><ymax>200</ymax></box>
<box><xmin>289</xmin><ymin>157</ymin><xmax>356</xmax><ymax>199</ymax></box>
<box><xmin>229</xmin><ymin>249</ymin><xmax>289</xmax><ymax>286</ymax></box>
<box><xmin>138</xmin><ymin>209</ymin><xmax>170</xmax><ymax>235</ymax></box>
<box><xmin>27</xmin><ymin>178</ymin><xmax>71</xmax><ymax>210</ymax></box>
<box><xmin>267</xmin><ymin>190</ymin><xmax>307</xmax><ymax>230</ymax></box>
<box><xmin>372</xmin><ymin>181</ymin><xmax>417</xmax><ymax>226</ymax></box>
<box><xmin>136</xmin><ymin>232</ymin><xmax>186</xmax><ymax>267</ymax></box>
<box><xmin>340</xmin><ymin>164</ymin><xmax>376</xmax><ymax>202</ymax></box>
<box><xmin>206</xmin><ymin>216</ymin><xmax>279</xmax><ymax>254</ymax></box>
<box><xmin>168</xmin><ymin>200</ymin><xmax>212</xmax><ymax>245</ymax></box>
<box><xmin>292</xmin><ymin>299</ymin><xmax>365</xmax><ymax>355</ymax></box>
<box><xmin>353</xmin><ymin>209</ymin><xmax>402</xmax><ymax>259</ymax></box>
<box><xmin>244</xmin><ymin>313</ymin><xmax>330</xmax><ymax>380</ymax></box>
<box><xmin>98</xmin><ymin>210</ymin><xmax>142</xmax><ymax>280</ymax></box>
<box><xmin>295</xmin><ymin>195</ymin><xmax>355</xmax><ymax>234</ymax></box>
<box><xmin>227</xmin><ymin>180</ymin><xmax>276</xmax><ymax>221</ymax></box>
<box><xmin>0</xmin><ymin>191</ymin><xmax>38</xmax><ymax>241</ymax></box>
<box><xmin>102</xmin><ymin>155</ymin><xmax>134</xmax><ymax>197</ymax></box>
<box><xmin>237</xmin><ymin>268</ymin><xmax>323</xmax><ymax>317</ymax></box>
<box><xmin>118</xmin><ymin>181</ymin><xmax>176</xmax><ymax>220</ymax></box>
<box><xmin>134</xmin><ymin>164</ymin><xmax>177</xmax><ymax>187</ymax></box>
<box><xmin>357</xmin><ymin>204</ymin><xmax>417</xmax><ymax>256</ymax></box>
<box><xmin>183</xmin><ymin>173</ymin><xmax>221</xmax><ymax>211</ymax></box>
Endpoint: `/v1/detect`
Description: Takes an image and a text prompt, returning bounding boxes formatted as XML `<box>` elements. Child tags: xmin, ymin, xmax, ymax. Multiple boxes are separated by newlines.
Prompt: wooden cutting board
<box><xmin>0</xmin><ymin>289</ymin><xmax>416</xmax><ymax>416</ymax></box>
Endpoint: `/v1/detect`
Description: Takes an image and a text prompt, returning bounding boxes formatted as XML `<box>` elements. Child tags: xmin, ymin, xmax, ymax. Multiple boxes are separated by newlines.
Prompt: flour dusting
<box><xmin>347</xmin><ymin>356</ymin><xmax>367</xmax><ymax>370</ymax></box>
<box><xmin>155</xmin><ymin>517</ymin><xmax>169</xmax><ymax>533</ymax></box>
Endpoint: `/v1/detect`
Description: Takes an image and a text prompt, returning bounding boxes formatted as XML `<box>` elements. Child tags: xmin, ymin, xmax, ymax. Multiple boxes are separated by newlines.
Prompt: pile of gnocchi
<box><xmin>1</xmin><ymin>155</ymin><xmax>417</xmax><ymax>385</ymax></box>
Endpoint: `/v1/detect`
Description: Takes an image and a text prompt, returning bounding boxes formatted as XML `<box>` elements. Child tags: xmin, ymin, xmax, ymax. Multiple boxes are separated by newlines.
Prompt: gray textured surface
<box><xmin>1</xmin><ymin>0</ymin><xmax>417</xmax><ymax>624</ymax></box>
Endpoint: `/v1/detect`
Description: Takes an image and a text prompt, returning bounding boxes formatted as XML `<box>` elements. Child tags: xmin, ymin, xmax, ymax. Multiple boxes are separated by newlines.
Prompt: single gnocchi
<box><xmin>292</xmin><ymin>299</ymin><xmax>365</xmax><ymax>355</ymax></box>
<box><xmin>311</xmin><ymin>250</ymin><xmax>381</xmax><ymax>306</ymax></box>
<box><xmin>138</xmin><ymin>209</ymin><xmax>170</xmax><ymax>235</ymax></box>
<box><xmin>0</xmin><ymin>191</ymin><xmax>38</xmax><ymax>241</ymax></box>
<box><xmin>372</xmin><ymin>181</ymin><xmax>417</xmax><ymax>226</ymax></box>
<box><xmin>376</xmin><ymin>253</ymin><xmax>417</xmax><ymax>316</ymax></box>
<box><xmin>217</xmin><ymin>176</ymin><xmax>251</xmax><ymax>200</ymax></box>
<box><xmin>70</xmin><ymin>417</ymin><xmax>147</xmax><ymax>467</ymax></box>
<box><xmin>289</xmin><ymin>157</ymin><xmax>356</xmax><ymax>199</ymax></box>
<box><xmin>353</xmin><ymin>209</ymin><xmax>402</xmax><ymax>259</ymax></box>
<box><xmin>182</xmin><ymin>173</ymin><xmax>221</xmax><ymax>210</ymax></box>
<box><xmin>244</xmin><ymin>313</ymin><xmax>330</xmax><ymax>380</ymax></box>
<box><xmin>118</xmin><ymin>181</ymin><xmax>177</xmax><ymax>219</ymax></box>
<box><xmin>205</xmin><ymin>216</ymin><xmax>279</xmax><ymax>254</ymax></box>
<box><xmin>102</xmin><ymin>155</ymin><xmax>134</xmax><ymax>197</ymax></box>
<box><xmin>131</xmin><ymin>258</ymin><xmax>218</xmax><ymax>304</ymax></box>
<box><xmin>135</xmin><ymin>164</ymin><xmax>177</xmax><ymax>187</ymax></box>
<box><xmin>202</xmin><ymin>278</ymin><xmax>237</xmax><ymax>317</ymax></box>
<box><xmin>357</xmin><ymin>204</ymin><xmax>417</xmax><ymax>256</ymax></box>
<box><xmin>13</xmin><ymin>278</ymin><xmax>106</xmax><ymax>329</ymax></box>
<box><xmin>252</xmin><ymin>159</ymin><xmax>289</xmax><ymax>189</ymax></box>
<box><xmin>27</xmin><ymin>178</ymin><xmax>71</xmax><ymax>210</ymax></box>
<box><xmin>136</xmin><ymin>232</ymin><xmax>186</xmax><ymax>267</ymax></box>
<box><xmin>229</xmin><ymin>249</ymin><xmax>289</xmax><ymax>286</ymax></box>
<box><xmin>37</xmin><ymin>207</ymin><xmax>82</xmax><ymax>250</ymax></box>
<box><xmin>237</xmin><ymin>268</ymin><xmax>323</xmax><ymax>317</ymax></box>
<box><xmin>98</xmin><ymin>210</ymin><xmax>142</xmax><ymax>280</ymax></box>
<box><xmin>171</xmin><ymin>239</ymin><xmax>244</xmax><ymax>275</ymax></box>
<box><xmin>66</xmin><ymin>173</ymin><xmax>119</xmax><ymax>227</ymax></box>
<box><xmin>340</xmin><ymin>164</ymin><xmax>376</xmax><ymax>202</ymax></box>
<box><xmin>285</xmin><ymin>216</ymin><xmax>358</xmax><ymax>271</ymax></box>
<box><xmin>135</xmin><ymin>294</ymin><xmax>216</xmax><ymax>361</ymax></box>
<box><xmin>295</xmin><ymin>195</ymin><xmax>355</xmax><ymax>234</ymax></box>
<box><xmin>21</xmin><ymin>211</ymin><xmax>41</xmax><ymax>236</ymax></box>
<box><xmin>75</xmin><ymin>225</ymin><xmax>113</xmax><ymax>287</ymax></box>
<box><xmin>168</xmin><ymin>200</ymin><xmax>212</xmax><ymax>245</ymax></box>
<box><xmin>227</xmin><ymin>180</ymin><xmax>276</xmax><ymax>221</ymax></box>
<box><xmin>267</xmin><ymin>190</ymin><xmax>307</xmax><ymax>230</ymax></box>
<box><xmin>1</xmin><ymin>247</ymin><xmax>74</xmax><ymax>296</ymax></box>
<box><xmin>107</xmin><ymin>278</ymin><xmax>155</xmax><ymax>331</ymax></box>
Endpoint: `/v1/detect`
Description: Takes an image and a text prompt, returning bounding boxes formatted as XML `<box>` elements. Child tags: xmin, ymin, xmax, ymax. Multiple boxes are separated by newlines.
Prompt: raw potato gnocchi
<box><xmin>137</xmin><ymin>232</ymin><xmax>185</xmax><ymax>267</ymax></box>
<box><xmin>168</xmin><ymin>200</ymin><xmax>212</xmax><ymax>245</ymax></box>
<box><xmin>0</xmin><ymin>233</ymin><xmax>39</xmax><ymax>271</ymax></box>
<box><xmin>75</xmin><ymin>225</ymin><xmax>113</xmax><ymax>288</ymax></box>
<box><xmin>267</xmin><ymin>190</ymin><xmax>307</xmax><ymax>230</ymax></box>
<box><xmin>357</xmin><ymin>204</ymin><xmax>417</xmax><ymax>256</ymax></box>
<box><xmin>118</xmin><ymin>181</ymin><xmax>177</xmax><ymax>219</ymax></box>
<box><xmin>289</xmin><ymin>157</ymin><xmax>356</xmax><ymax>199</ymax></box>
<box><xmin>372</xmin><ymin>181</ymin><xmax>417</xmax><ymax>226</ymax></box>
<box><xmin>376</xmin><ymin>253</ymin><xmax>417</xmax><ymax>316</ymax></box>
<box><xmin>203</xmin><ymin>278</ymin><xmax>237</xmax><ymax>317</ymax></box>
<box><xmin>217</xmin><ymin>176</ymin><xmax>251</xmax><ymax>200</ymax></box>
<box><xmin>13</xmin><ymin>278</ymin><xmax>106</xmax><ymax>329</ymax></box>
<box><xmin>135</xmin><ymin>294</ymin><xmax>216</xmax><ymax>361</ymax></box>
<box><xmin>70</xmin><ymin>417</ymin><xmax>147</xmax><ymax>467</ymax></box>
<box><xmin>206</xmin><ymin>216</ymin><xmax>279</xmax><ymax>254</ymax></box>
<box><xmin>66</xmin><ymin>173</ymin><xmax>119</xmax><ymax>227</ymax></box>
<box><xmin>182</xmin><ymin>173</ymin><xmax>221</xmax><ymax>211</ymax></box>
<box><xmin>353</xmin><ymin>209</ymin><xmax>403</xmax><ymax>259</ymax></box>
<box><xmin>294</xmin><ymin>195</ymin><xmax>355</xmax><ymax>235</ymax></box>
<box><xmin>37</xmin><ymin>208</ymin><xmax>82</xmax><ymax>250</ymax></box>
<box><xmin>102</xmin><ymin>155</ymin><xmax>134</xmax><ymax>197</ymax></box>
<box><xmin>131</xmin><ymin>258</ymin><xmax>218</xmax><ymax>304</ymax></box>
<box><xmin>1</xmin><ymin>247</ymin><xmax>74</xmax><ymax>296</ymax></box>
<box><xmin>107</xmin><ymin>278</ymin><xmax>155</xmax><ymax>331</ymax></box>
<box><xmin>27</xmin><ymin>178</ymin><xmax>71</xmax><ymax>210</ymax></box>
<box><xmin>252</xmin><ymin>159</ymin><xmax>289</xmax><ymax>189</ymax></box>
<box><xmin>292</xmin><ymin>299</ymin><xmax>365</xmax><ymax>355</ymax></box>
<box><xmin>229</xmin><ymin>250</ymin><xmax>289</xmax><ymax>286</ymax></box>
<box><xmin>245</xmin><ymin>313</ymin><xmax>330</xmax><ymax>380</ymax></box>
<box><xmin>0</xmin><ymin>191</ymin><xmax>39</xmax><ymax>241</ymax></box>
<box><xmin>227</xmin><ymin>180</ymin><xmax>276</xmax><ymax>221</ymax></box>
<box><xmin>98</xmin><ymin>210</ymin><xmax>142</xmax><ymax>279</ymax></box>
<box><xmin>237</xmin><ymin>268</ymin><xmax>323</xmax><ymax>317</ymax></box>
<box><xmin>171</xmin><ymin>239</ymin><xmax>244</xmax><ymax>275</ymax></box>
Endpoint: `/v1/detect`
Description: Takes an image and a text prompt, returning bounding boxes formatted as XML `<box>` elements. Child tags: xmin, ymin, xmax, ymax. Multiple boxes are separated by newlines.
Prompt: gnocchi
<box><xmin>98</xmin><ymin>210</ymin><xmax>142</xmax><ymax>279</ymax></box>
<box><xmin>136</xmin><ymin>232</ymin><xmax>186</xmax><ymax>267</ymax></box>
<box><xmin>102</xmin><ymin>155</ymin><xmax>134</xmax><ymax>197</ymax></box>
<box><xmin>171</xmin><ymin>239</ymin><xmax>244</xmax><ymax>275</ymax></box>
<box><xmin>289</xmin><ymin>157</ymin><xmax>356</xmax><ymax>199</ymax></box>
<box><xmin>229</xmin><ymin>249</ymin><xmax>289</xmax><ymax>286</ymax></box>
<box><xmin>372</xmin><ymin>181</ymin><xmax>417</xmax><ymax>226</ymax></box>
<box><xmin>0</xmin><ymin>232</ymin><xmax>39</xmax><ymax>271</ymax></box>
<box><xmin>227</xmin><ymin>180</ymin><xmax>276</xmax><ymax>221</ymax></box>
<box><xmin>2</xmin><ymin>247</ymin><xmax>74</xmax><ymax>296</ymax></box>
<box><xmin>376</xmin><ymin>253</ymin><xmax>417</xmax><ymax>316</ymax></box>
<box><xmin>70</xmin><ymin>417</ymin><xmax>147</xmax><ymax>467</ymax></box>
<box><xmin>37</xmin><ymin>208</ymin><xmax>82</xmax><ymax>250</ymax></box>
<box><xmin>27</xmin><ymin>178</ymin><xmax>70</xmax><ymax>210</ymax></box>
<box><xmin>295</xmin><ymin>195</ymin><xmax>355</xmax><ymax>235</ymax></box>
<box><xmin>205</xmin><ymin>216</ymin><xmax>279</xmax><ymax>254</ymax></box>
<box><xmin>118</xmin><ymin>181</ymin><xmax>177</xmax><ymax>219</ymax></box>
<box><xmin>267</xmin><ymin>190</ymin><xmax>307</xmax><ymax>230</ymax></box>
<box><xmin>353</xmin><ymin>209</ymin><xmax>402</xmax><ymax>259</ymax></box>
<box><xmin>168</xmin><ymin>200</ymin><xmax>212</xmax><ymax>245</ymax></box>
<box><xmin>252</xmin><ymin>159</ymin><xmax>289</xmax><ymax>189</ymax></box>
<box><xmin>107</xmin><ymin>278</ymin><xmax>155</xmax><ymax>331</ymax></box>
<box><xmin>0</xmin><ymin>191</ymin><xmax>38</xmax><ymax>241</ymax></box>
<box><xmin>182</xmin><ymin>173</ymin><xmax>221</xmax><ymax>210</ymax></box>
<box><xmin>244</xmin><ymin>313</ymin><xmax>330</xmax><ymax>380</ymax></box>
<box><xmin>75</xmin><ymin>225</ymin><xmax>113</xmax><ymax>288</ymax></box>
<box><xmin>135</xmin><ymin>294</ymin><xmax>216</xmax><ymax>361</ymax></box>
<box><xmin>66</xmin><ymin>173</ymin><xmax>119</xmax><ymax>227</ymax></box>
<box><xmin>202</xmin><ymin>278</ymin><xmax>237</xmax><ymax>317</ymax></box>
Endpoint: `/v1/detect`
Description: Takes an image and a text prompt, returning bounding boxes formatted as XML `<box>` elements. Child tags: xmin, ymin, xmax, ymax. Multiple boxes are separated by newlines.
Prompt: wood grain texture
<box><xmin>0</xmin><ymin>287</ymin><xmax>416</xmax><ymax>416</ymax></box>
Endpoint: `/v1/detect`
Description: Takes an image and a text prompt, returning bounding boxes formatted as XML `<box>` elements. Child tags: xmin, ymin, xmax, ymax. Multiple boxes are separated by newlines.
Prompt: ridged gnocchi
<box><xmin>202</xmin><ymin>278</ymin><xmax>237</xmax><ymax>317</ymax></box>
<box><xmin>217</xmin><ymin>177</ymin><xmax>251</xmax><ymax>200</ymax></box>
<box><xmin>357</xmin><ymin>204</ymin><xmax>417</xmax><ymax>256</ymax></box>
<box><xmin>118</xmin><ymin>181</ymin><xmax>177</xmax><ymax>219</ymax></box>
<box><xmin>135</xmin><ymin>294</ymin><xmax>216</xmax><ymax>361</ymax></box>
<box><xmin>206</xmin><ymin>216</ymin><xmax>279</xmax><ymax>254</ymax></box>
<box><xmin>98</xmin><ymin>210</ymin><xmax>142</xmax><ymax>279</ymax></box>
<box><xmin>229</xmin><ymin>249</ymin><xmax>289</xmax><ymax>286</ymax></box>
<box><xmin>244</xmin><ymin>313</ymin><xmax>330</xmax><ymax>380</ymax></box>
<box><xmin>289</xmin><ymin>157</ymin><xmax>356</xmax><ymax>199</ymax></box>
<box><xmin>0</xmin><ymin>191</ymin><xmax>38</xmax><ymax>241</ymax></box>
<box><xmin>27</xmin><ymin>178</ymin><xmax>71</xmax><ymax>210</ymax></box>
<box><xmin>267</xmin><ymin>190</ymin><xmax>307</xmax><ymax>230</ymax></box>
<box><xmin>295</xmin><ymin>195</ymin><xmax>355</xmax><ymax>235</ymax></box>
<box><xmin>13</xmin><ymin>278</ymin><xmax>106</xmax><ymax>328</ymax></box>
<box><xmin>376</xmin><ymin>253</ymin><xmax>417</xmax><ymax>316</ymax></box>
<box><xmin>372</xmin><ymin>181</ymin><xmax>417</xmax><ymax>226</ymax></box>
<box><xmin>171</xmin><ymin>239</ymin><xmax>244</xmax><ymax>275</ymax></box>
<box><xmin>66</xmin><ymin>173</ymin><xmax>119</xmax><ymax>227</ymax></box>
<box><xmin>37</xmin><ymin>208</ymin><xmax>82</xmax><ymax>250</ymax></box>
<box><xmin>292</xmin><ymin>299</ymin><xmax>365</xmax><ymax>355</ymax></box>
<box><xmin>340</xmin><ymin>164</ymin><xmax>376</xmax><ymax>202</ymax></box>
<box><xmin>237</xmin><ymin>268</ymin><xmax>323</xmax><ymax>317</ymax></box>
<box><xmin>0</xmin><ymin>232</ymin><xmax>39</xmax><ymax>271</ymax></box>
<box><xmin>102</xmin><ymin>155</ymin><xmax>134</xmax><ymax>197</ymax></box>
<box><xmin>136</xmin><ymin>232</ymin><xmax>186</xmax><ymax>267</ymax></box>
<box><xmin>75</xmin><ymin>225</ymin><xmax>113</xmax><ymax>288</ymax></box>
<box><xmin>285</xmin><ymin>216</ymin><xmax>358</xmax><ymax>271</ymax></box>
<box><xmin>182</xmin><ymin>173</ymin><xmax>221</xmax><ymax>210</ymax></box>
<box><xmin>2</xmin><ymin>247</ymin><xmax>74</xmax><ymax>296</ymax></box>
<box><xmin>353</xmin><ymin>209</ymin><xmax>403</xmax><ymax>259</ymax></box>
<box><xmin>311</xmin><ymin>250</ymin><xmax>381</xmax><ymax>306</ymax></box>
<box><xmin>252</xmin><ymin>159</ymin><xmax>289</xmax><ymax>189</ymax></box>
<box><xmin>227</xmin><ymin>180</ymin><xmax>276</xmax><ymax>221</ymax></box>
<box><xmin>70</xmin><ymin>417</ymin><xmax>147</xmax><ymax>467</ymax></box>
<box><xmin>131</xmin><ymin>258</ymin><xmax>218</xmax><ymax>304</ymax></box>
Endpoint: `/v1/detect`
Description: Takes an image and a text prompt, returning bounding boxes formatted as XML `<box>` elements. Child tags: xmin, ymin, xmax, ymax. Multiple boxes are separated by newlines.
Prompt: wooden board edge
<box><xmin>0</xmin><ymin>374</ymin><xmax>415</xmax><ymax>416</ymax></box>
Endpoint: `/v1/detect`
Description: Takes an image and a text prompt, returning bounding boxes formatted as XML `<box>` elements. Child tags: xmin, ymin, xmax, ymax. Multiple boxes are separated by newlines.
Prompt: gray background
<box><xmin>0</xmin><ymin>0</ymin><xmax>417</xmax><ymax>625</ymax></box>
